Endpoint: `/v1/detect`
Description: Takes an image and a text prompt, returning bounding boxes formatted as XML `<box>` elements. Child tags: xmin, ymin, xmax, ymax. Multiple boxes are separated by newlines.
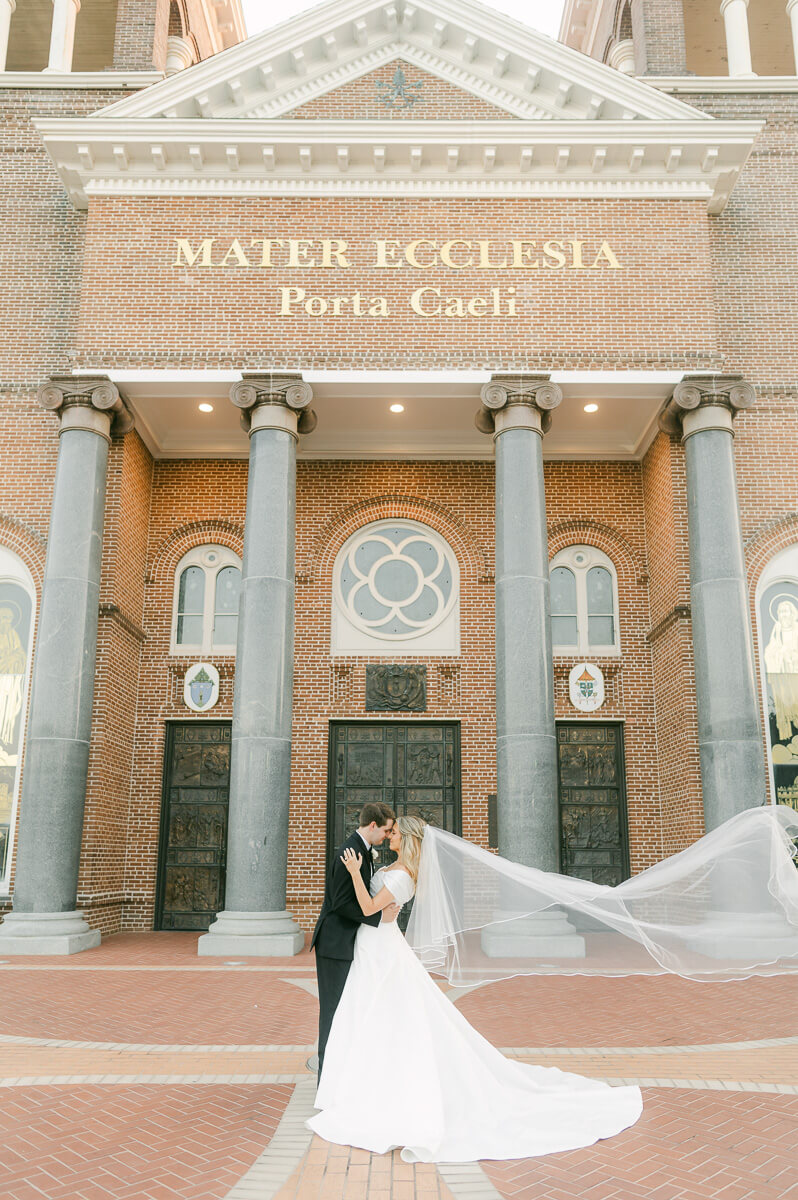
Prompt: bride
<box><xmin>307</xmin><ymin>814</ymin><xmax>644</xmax><ymax>1163</ymax></box>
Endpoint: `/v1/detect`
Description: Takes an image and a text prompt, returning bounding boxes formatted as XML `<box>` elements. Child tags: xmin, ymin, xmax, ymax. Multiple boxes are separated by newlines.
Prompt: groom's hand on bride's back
<box><xmin>381</xmin><ymin>903</ymin><xmax>401</xmax><ymax>923</ymax></box>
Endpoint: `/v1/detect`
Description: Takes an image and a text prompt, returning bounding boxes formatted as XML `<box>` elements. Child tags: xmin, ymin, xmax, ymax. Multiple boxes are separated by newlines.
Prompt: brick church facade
<box><xmin>0</xmin><ymin>0</ymin><xmax>797</xmax><ymax>954</ymax></box>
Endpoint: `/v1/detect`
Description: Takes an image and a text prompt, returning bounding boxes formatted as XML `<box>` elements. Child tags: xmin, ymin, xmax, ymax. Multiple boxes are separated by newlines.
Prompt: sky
<box><xmin>241</xmin><ymin>0</ymin><xmax>566</xmax><ymax>41</ymax></box>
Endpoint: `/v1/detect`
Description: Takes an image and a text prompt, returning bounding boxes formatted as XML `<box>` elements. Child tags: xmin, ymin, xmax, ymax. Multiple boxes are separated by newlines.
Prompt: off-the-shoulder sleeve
<box><xmin>380</xmin><ymin>870</ymin><xmax>415</xmax><ymax>905</ymax></box>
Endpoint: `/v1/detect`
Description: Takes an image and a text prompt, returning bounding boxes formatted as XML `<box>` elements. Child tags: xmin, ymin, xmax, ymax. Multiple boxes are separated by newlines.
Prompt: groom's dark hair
<box><xmin>359</xmin><ymin>801</ymin><xmax>395</xmax><ymax>827</ymax></box>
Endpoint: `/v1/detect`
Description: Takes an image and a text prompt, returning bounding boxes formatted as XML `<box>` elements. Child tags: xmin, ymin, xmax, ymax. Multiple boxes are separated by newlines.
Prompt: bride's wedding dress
<box><xmin>307</xmin><ymin>865</ymin><xmax>643</xmax><ymax>1163</ymax></box>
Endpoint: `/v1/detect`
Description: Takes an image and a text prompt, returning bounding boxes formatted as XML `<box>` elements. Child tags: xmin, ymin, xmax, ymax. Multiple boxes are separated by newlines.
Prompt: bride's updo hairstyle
<box><xmin>396</xmin><ymin>815</ymin><xmax>427</xmax><ymax>882</ymax></box>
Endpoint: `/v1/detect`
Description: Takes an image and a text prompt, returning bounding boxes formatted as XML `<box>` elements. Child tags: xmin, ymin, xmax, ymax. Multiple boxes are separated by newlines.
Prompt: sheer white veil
<box><xmin>405</xmin><ymin>804</ymin><xmax>798</xmax><ymax>983</ymax></box>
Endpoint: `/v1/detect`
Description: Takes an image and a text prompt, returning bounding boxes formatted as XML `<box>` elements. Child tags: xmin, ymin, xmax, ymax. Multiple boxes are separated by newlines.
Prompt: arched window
<box><xmin>171</xmin><ymin>545</ymin><xmax>241</xmax><ymax>655</ymax></box>
<box><xmin>332</xmin><ymin>519</ymin><xmax>460</xmax><ymax>654</ymax></box>
<box><xmin>756</xmin><ymin>543</ymin><xmax>798</xmax><ymax>809</ymax></box>
<box><xmin>549</xmin><ymin>546</ymin><xmax>620</xmax><ymax>655</ymax></box>
<box><xmin>0</xmin><ymin>547</ymin><xmax>36</xmax><ymax>894</ymax></box>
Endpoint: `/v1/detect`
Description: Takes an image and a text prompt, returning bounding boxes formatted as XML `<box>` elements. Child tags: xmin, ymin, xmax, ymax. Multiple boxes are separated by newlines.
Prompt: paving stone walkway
<box><xmin>0</xmin><ymin>932</ymin><xmax>796</xmax><ymax>1199</ymax></box>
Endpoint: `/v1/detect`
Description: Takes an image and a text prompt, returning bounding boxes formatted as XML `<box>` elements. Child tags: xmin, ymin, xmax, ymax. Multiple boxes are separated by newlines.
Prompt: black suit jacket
<box><xmin>310</xmin><ymin>832</ymin><xmax>382</xmax><ymax>960</ymax></box>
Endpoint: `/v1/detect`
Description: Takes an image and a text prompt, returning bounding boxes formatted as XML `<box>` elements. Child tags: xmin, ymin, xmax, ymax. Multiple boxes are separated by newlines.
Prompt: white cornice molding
<box><xmin>94</xmin><ymin>0</ymin><xmax>704</xmax><ymax>124</ymax></box>
<box><xmin>0</xmin><ymin>71</ymin><xmax>163</xmax><ymax>90</ymax></box>
<box><xmin>36</xmin><ymin>115</ymin><xmax>762</xmax><ymax>212</ymax></box>
<box><xmin>646</xmin><ymin>75</ymin><xmax>798</xmax><ymax>93</ymax></box>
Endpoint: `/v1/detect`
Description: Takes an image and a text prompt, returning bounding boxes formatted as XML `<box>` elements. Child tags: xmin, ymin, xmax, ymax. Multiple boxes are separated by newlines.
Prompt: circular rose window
<box><xmin>334</xmin><ymin>521</ymin><xmax>459</xmax><ymax>644</ymax></box>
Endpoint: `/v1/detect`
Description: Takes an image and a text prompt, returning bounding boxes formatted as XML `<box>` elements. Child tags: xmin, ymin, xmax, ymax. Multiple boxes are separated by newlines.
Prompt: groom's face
<box><xmin>372</xmin><ymin>819</ymin><xmax>395</xmax><ymax>846</ymax></box>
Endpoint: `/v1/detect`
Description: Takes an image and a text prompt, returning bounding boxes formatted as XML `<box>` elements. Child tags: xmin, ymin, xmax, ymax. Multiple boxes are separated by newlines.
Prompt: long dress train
<box><xmin>307</xmin><ymin>866</ymin><xmax>642</xmax><ymax>1163</ymax></box>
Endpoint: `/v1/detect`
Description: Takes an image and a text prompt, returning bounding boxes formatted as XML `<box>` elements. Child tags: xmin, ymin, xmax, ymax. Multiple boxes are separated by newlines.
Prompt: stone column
<box><xmin>0</xmin><ymin>0</ymin><xmax>16</xmax><ymax>72</ymax></box>
<box><xmin>45</xmin><ymin>0</ymin><xmax>80</xmax><ymax>71</ymax></box>
<box><xmin>787</xmin><ymin>0</ymin><xmax>798</xmax><ymax>74</ymax></box>
<box><xmin>198</xmin><ymin>375</ymin><xmax>317</xmax><ymax>957</ymax></box>
<box><xmin>0</xmin><ymin>377</ymin><xmax>133</xmax><ymax>955</ymax></box>
<box><xmin>720</xmin><ymin>0</ymin><xmax>755</xmax><ymax>77</ymax></box>
<box><xmin>165</xmin><ymin>34</ymin><xmax>193</xmax><ymax>74</ymax></box>
<box><xmin>608</xmin><ymin>38</ymin><xmax>636</xmax><ymax>74</ymax></box>
<box><xmin>476</xmin><ymin>375</ymin><xmax>585</xmax><ymax>958</ymax></box>
<box><xmin>659</xmin><ymin>376</ymin><xmax>765</xmax><ymax>830</ymax></box>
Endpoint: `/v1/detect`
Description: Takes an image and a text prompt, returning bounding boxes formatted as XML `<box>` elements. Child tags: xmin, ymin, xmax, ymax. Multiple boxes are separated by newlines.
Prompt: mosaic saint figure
<box><xmin>765</xmin><ymin>598</ymin><xmax>798</xmax><ymax>741</ymax></box>
<box><xmin>0</xmin><ymin>605</ymin><xmax>26</xmax><ymax>754</ymax></box>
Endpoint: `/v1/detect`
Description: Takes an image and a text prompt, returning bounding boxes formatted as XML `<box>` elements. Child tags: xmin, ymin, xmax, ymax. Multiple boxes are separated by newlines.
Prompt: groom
<box><xmin>311</xmin><ymin>801</ymin><xmax>398</xmax><ymax>1077</ymax></box>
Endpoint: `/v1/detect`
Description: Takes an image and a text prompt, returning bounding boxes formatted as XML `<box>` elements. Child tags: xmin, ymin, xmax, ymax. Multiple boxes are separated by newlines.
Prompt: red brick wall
<box><xmin>76</xmin><ymin>197</ymin><xmax>719</xmax><ymax>373</ymax></box>
<box><xmin>641</xmin><ymin>431</ymin><xmax>703</xmax><ymax>855</ymax></box>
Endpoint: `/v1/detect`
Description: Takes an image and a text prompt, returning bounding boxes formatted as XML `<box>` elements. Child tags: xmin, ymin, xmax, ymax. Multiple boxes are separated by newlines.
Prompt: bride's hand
<box><xmin>340</xmin><ymin>848</ymin><xmax>363</xmax><ymax>875</ymax></box>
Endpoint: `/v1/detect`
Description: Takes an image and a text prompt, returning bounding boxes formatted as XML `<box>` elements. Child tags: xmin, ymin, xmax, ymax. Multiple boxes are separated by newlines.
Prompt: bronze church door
<box><xmin>155</xmin><ymin>722</ymin><xmax>231</xmax><ymax>930</ymax></box>
<box><xmin>326</xmin><ymin>722</ymin><xmax>461</xmax><ymax>875</ymax></box>
<box><xmin>556</xmin><ymin>722</ymin><xmax>630</xmax><ymax>885</ymax></box>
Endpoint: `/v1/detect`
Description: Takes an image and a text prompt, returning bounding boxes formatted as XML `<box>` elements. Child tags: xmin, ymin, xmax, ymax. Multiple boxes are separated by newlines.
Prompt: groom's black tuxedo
<box><xmin>311</xmin><ymin>831</ymin><xmax>382</xmax><ymax>1077</ymax></box>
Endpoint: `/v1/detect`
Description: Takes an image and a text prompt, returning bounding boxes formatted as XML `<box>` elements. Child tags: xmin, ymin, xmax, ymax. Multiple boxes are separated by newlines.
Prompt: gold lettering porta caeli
<box><xmin>171</xmin><ymin>235</ymin><xmax>622</xmax><ymax>320</ymax></box>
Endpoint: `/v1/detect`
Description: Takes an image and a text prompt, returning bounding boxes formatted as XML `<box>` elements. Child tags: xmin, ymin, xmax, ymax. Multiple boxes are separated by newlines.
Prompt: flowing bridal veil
<box><xmin>405</xmin><ymin>804</ymin><xmax>798</xmax><ymax>984</ymax></box>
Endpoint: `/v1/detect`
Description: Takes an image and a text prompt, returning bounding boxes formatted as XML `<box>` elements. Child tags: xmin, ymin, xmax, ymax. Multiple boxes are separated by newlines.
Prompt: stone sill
<box><xmin>646</xmin><ymin>75</ymin><xmax>798</xmax><ymax>94</ymax></box>
<box><xmin>0</xmin><ymin>70</ymin><xmax>163</xmax><ymax>90</ymax></box>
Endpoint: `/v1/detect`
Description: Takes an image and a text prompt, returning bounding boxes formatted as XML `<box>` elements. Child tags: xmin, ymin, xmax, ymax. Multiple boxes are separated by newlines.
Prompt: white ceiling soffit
<box><xmin>34</xmin><ymin>0</ymin><xmax>761</xmax><ymax>212</ymax></box>
<box><xmin>100</xmin><ymin>370</ymin><xmax>679</xmax><ymax>463</ymax></box>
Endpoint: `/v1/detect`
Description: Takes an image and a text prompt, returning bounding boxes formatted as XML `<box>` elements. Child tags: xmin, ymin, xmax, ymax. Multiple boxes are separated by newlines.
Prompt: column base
<box><xmin>480</xmin><ymin>909</ymin><xmax>586</xmax><ymax>959</ymax></box>
<box><xmin>690</xmin><ymin>911</ymin><xmax>798</xmax><ymax>963</ymax></box>
<box><xmin>0</xmin><ymin>910</ymin><xmax>101</xmax><ymax>955</ymax></box>
<box><xmin>197</xmin><ymin>909</ymin><xmax>305</xmax><ymax>957</ymax></box>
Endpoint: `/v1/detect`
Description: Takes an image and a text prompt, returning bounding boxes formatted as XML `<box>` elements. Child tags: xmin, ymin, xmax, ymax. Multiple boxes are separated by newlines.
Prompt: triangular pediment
<box><xmin>96</xmin><ymin>0</ymin><xmax>703</xmax><ymax>124</ymax></box>
<box><xmin>282</xmin><ymin>58</ymin><xmax>514</xmax><ymax>121</ymax></box>
<box><xmin>34</xmin><ymin>0</ymin><xmax>762</xmax><ymax>213</ymax></box>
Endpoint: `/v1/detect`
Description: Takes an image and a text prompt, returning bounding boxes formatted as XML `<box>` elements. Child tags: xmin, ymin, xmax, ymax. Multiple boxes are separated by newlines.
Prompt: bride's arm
<box><xmin>340</xmin><ymin>849</ymin><xmax>398</xmax><ymax>917</ymax></box>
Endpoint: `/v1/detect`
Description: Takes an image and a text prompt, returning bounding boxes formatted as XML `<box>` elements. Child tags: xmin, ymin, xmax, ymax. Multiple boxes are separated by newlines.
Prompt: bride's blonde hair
<box><xmin>396</xmin><ymin>815</ymin><xmax>427</xmax><ymax>882</ymax></box>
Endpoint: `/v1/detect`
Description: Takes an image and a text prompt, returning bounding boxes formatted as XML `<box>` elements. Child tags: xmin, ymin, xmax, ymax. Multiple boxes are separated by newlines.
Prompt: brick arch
<box><xmin>547</xmin><ymin>519</ymin><xmax>646</xmax><ymax>583</ymax></box>
<box><xmin>168</xmin><ymin>0</ymin><xmax>188</xmax><ymax>37</ymax></box>
<box><xmin>148</xmin><ymin>519</ymin><xmax>244</xmax><ymax>587</ymax></box>
<box><xmin>0</xmin><ymin>513</ymin><xmax>46</xmax><ymax>594</ymax></box>
<box><xmin>616</xmin><ymin>0</ymin><xmax>633</xmax><ymax>40</ymax></box>
<box><xmin>303</xmin><ymin>494</ymin><xmax>491</xmax><ymax>584</ymax></box>
<box><xmin>745</xmin><ymin>512</ymin><xmax>798</xmax><ymax>593</ymax></box>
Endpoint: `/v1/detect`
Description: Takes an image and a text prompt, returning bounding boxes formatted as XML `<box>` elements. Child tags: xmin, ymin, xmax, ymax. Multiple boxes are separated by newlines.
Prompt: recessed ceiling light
<box><xmin>583</xmin><ymin>403</ymin><xmax>599</xmax><ymax>413</ymax></box>
<box><xmin>198</xmin><ymin>402</ymin><xmax>214</xmax><ymax>413</ymax></box>
<box><xmin>390</xmin><ymin>403</ymin><xmax>405</xmax><ymax>413</ymax></box>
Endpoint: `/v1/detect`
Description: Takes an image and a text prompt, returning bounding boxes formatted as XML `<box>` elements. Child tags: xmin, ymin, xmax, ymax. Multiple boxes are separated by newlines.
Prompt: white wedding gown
<box><xmin>307</xmin><ymin>866</ymin><xmax>643</xmax><ymax>1163</ymax></box>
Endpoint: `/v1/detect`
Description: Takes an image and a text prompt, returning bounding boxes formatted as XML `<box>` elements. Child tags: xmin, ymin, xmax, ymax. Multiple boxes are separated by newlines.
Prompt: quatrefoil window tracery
<box><xmin>336</xmin><ymin>521</ymin><xmax>459</xmax><ymax>642</ymax></box>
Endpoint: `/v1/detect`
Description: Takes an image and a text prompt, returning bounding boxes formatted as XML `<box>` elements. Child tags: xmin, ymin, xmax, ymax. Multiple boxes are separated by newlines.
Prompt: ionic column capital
<box><xmin>230</xmin><ymin>372</ymin><xmax>317</xmax><ymax>439</ymax></box>
<box><xmin>658</xmin><ymin>374</ymin><xmax>756</xmax><ymax>440</ymax></box>
<box><xmin>37</xmin><ymin>375</ymin><xmax>134</xmax><ymax>439</ymax></box>
<box><xmin>475</xmin><ymin>374</ymin><xmax>563</xmax><ymax>439</ymax></box>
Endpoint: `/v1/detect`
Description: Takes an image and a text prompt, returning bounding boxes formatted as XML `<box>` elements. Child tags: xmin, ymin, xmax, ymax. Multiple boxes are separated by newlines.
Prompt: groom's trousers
<box><xmin>316</xmin><ymin>953</ymin><xmax>352</xmax><ymax>1079</ymax></box>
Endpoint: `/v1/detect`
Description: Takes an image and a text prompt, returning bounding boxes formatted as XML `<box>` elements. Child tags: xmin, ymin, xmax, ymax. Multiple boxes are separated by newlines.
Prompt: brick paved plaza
<box><xmin>0</xmin><ymin>933</ymin><xmax>796</xmax><ymax>1200</ymax></box>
